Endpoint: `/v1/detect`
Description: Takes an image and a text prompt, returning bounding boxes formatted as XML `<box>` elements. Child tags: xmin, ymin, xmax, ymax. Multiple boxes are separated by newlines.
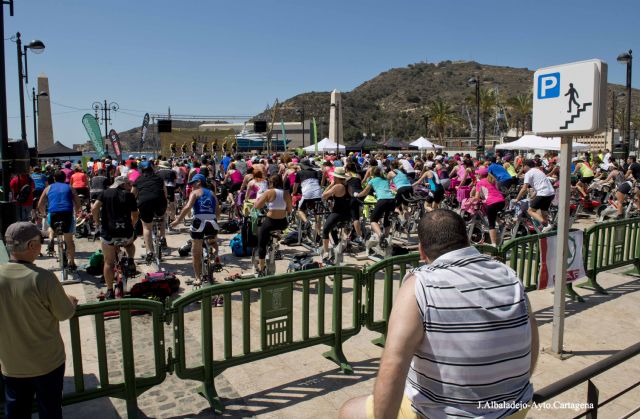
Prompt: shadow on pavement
<box><xmin>533</xmin><ymin>278</ymin><xmax>640</xmax><ymax>326</ymax></box>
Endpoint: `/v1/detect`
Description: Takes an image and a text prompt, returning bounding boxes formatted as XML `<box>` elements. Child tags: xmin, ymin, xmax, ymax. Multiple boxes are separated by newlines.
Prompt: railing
<box><xmin>533</xmin><ymin>341</ymin><xmax>640</xmax><ymax>418</ymax></box>
<box><xmin>171</xmin><ymin>266</ymin><xmax>362</xmax><ymax>414</ymax></box>
<box><xmin>2</xmin><ymin>219</ymin><xmax>639</xmax><ymax>416</ymax></box>
<box><xmin>582</xmin><ymin>218</ymin><xmax>640</xmax><ymax>295</ymax></box>
<box><xmin>363</xmin><ymin>253</ymin><xmax>420</xmax><ymax>347</ymax></box>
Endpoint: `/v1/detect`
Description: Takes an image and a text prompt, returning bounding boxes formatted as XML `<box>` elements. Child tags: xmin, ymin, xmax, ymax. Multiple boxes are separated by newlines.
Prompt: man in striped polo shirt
<box><xmin>340</xmin><ymin>209</ymin><xmax>539</xmax><ymax>419</ymax></box>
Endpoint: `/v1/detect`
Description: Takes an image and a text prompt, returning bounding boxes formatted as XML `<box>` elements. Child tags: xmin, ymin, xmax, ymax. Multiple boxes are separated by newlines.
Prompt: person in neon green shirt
<box><xmin>573</xmin><ymin>158</ymin><xmax>594</xmax><ymax>197</ymax></box>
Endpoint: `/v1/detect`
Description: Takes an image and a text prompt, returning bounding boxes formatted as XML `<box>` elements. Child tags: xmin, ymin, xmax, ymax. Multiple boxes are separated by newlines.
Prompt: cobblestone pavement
<box><xmin>31</xmin><ymin>213</ymin><xmax>640</xmax><ymax>418</ymax></box>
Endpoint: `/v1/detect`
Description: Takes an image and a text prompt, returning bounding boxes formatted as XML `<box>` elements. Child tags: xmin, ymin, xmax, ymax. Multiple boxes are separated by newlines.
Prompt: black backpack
<box><xmin>16</xmin><ymin>177</ymin><xmax>32</xmax><ymax>204</ymax></box>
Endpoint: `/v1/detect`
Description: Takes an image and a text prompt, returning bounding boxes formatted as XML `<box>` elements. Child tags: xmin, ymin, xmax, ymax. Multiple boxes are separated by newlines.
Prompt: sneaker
<box><xmin>366</xmin><ymin>234</ymin><xmax>379</xmax><ymax>248</ymax></box>
<box><xmin>105</xmin><ymin>288</ymin><xmax>116</xmax><ymax>300</ymax></box>
<box><xmin>160</xmin><ymin>237</ymin><xmax>168</xmax><ymax>248</ymax></box>
<box><xmin>47</xmin><ymin>243</ymin><xmax>54</xmax><ymax>254</ymax></box>
<box><xmin>68</xmin><ymin>263</ymin><xmax>77</xmax><ymax>272</ymax></box>
<box><xmin>541</xmin><ymin>224</ymin><xmax>554</xmax><ymax>233</ymax></box>
<box><xmin>214</xmin><ymin>296</ymin><xmax>224</xmax><ymax>307</ymax></box>
<box><xmin>193</xmin><ymin>278</ymin><xmax>202</xmax><ymax>287</ymax></box>
<box><xmin>322</xmin><ymin>256</ymin><xmax>334</xmax><ymax>266</ymax></box>
<box><xmin>145</xmin><ymin>252</ymin><xmax>154</xmax><ymax>264</ymax></box>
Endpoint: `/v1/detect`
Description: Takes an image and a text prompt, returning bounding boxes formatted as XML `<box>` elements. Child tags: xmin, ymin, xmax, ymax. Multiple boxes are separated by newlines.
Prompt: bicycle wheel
<box><xmin>58</xmin><ymin>238</ymin><xmax>68</xmax><ymax>281</ymax></box>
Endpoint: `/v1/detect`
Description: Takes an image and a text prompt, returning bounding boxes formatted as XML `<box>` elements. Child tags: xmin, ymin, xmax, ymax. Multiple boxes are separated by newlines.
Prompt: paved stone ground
<box><xmin>29</xmin><ymin>214</ymin><xmax>640</xmax><ymax>418</ymax></box>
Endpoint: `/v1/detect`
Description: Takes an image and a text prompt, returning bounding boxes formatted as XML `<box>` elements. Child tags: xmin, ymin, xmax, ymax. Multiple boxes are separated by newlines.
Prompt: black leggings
<box><xmin>322</xmin><ymin>213</ymin><xmax>351</xmax><ymax>242</ymax></box>
<box><xmin>486</xmin><ymin>201</ymin><xmax>505</xmax><ymax>229</ymax></box>
<box><xmin>257</xmin><ymin>217</ymin><xmax>288</xmax><ymax>258</ymax></box>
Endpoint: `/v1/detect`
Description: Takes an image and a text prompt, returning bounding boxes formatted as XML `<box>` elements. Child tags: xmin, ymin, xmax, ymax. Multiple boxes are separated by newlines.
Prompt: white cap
<box><xmin>398</xmin><ymin>153</ymin><xmax>404</xmax><ymax>158</ymax></box>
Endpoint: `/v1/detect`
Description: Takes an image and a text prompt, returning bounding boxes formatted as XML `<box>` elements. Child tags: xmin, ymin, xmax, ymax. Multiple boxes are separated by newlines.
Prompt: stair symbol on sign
<box><xmin>559</xmin><ymin>102</ymin><xmax>592</xmax><ymax>130</ymax></box>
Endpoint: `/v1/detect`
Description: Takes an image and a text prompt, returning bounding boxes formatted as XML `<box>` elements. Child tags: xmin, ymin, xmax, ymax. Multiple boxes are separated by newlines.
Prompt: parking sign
<box><xmin>532</xmin><ymin>59</ymin><xmax>607</xmax><ymax>135</ymax></box>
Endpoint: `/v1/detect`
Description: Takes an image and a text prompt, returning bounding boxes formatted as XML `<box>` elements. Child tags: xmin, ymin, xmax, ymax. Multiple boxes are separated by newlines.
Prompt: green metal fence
<box><xmin>170</xmin><ymin>266</ymin><xmax>362</xmax><ymax>414</ymax></box>
<box><xmin>363</xmin><ymin>253</ymin><xmax>421</xmax><ymax>347</ymax></box>
<box><xmin>582</xmin><ymin>217</ymin><xmax>640</xmax><ymax>294</ymax></box>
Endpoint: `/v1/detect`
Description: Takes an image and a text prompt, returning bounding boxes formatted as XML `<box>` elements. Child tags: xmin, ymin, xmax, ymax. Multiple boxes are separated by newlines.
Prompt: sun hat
<box><xmin>188</xmin><ymin>174</ymin><xmax>207</xmax><ymax>184</ymax></box>
<box><xmin>110</xmin><ymin>176</ymin><xmax>131</xmax><ymax>189</ymax></box>
<box><xmin>158</xmin><ymin>160</ymin><xmax>170</xmax><ymax>169</ymax></box>
<box><xmin>333</xmin><ymin>167</ymin><xmax>349</xmax><ymax>179</ymax></box>
<box><xmin>434</xmin><ymin>155</ymin><xmax>444</xmax><ymax>161</ymax></box>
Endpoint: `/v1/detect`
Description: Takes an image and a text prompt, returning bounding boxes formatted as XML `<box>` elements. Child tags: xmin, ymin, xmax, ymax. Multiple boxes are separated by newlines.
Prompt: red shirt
<box><xmin>10</xmin><ymin>175</ymin><xmax>35</xmax><ymax>207</ymax></box>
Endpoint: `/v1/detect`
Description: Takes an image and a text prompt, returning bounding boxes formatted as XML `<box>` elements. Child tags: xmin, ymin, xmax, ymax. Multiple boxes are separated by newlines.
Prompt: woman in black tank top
<box><xmin>320</xmin><ymin>168</ymin><xmax>352</xmax><ymax>264</ymax></box>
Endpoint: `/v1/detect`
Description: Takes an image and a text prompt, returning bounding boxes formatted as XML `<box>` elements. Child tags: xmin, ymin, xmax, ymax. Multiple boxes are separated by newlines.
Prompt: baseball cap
<box><xmin>475</xmin><ymin>167</ymin><xmax>489</xmax><ymax>176</ymax></box>
<box><xmin>128</xmin><ymin>155</ymin><xmax>134</xmax><ymax>159</ymax></box>
<box><xmin>189</xmin><ymin>174</ymin><xmax>207</xmax><ymax>184</ymax></box>
<box><xmin>139</xmin><ymin>160</ymin><xmax>151</xmax><ymax>169</ymax></box>
<box><xmin>5</xmin><ymin>222</ymin><xmax>41</xmax><ymax>250</ymax></box>
<box><xmin>111</xmin><ymin>176</ymin><xmax>131</xmax><ymax>188</ymax></box>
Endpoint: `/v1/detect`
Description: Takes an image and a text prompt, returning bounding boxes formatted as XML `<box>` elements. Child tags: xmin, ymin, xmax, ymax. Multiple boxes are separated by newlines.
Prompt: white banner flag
<box><xmin>538</xmin><ymin>230</ymin><xmax>585</xmax><ymax>290</ymax></box>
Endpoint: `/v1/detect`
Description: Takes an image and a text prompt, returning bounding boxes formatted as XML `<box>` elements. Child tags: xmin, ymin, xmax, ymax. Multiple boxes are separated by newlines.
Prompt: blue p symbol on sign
<box><xmin>538</xmin><ymin>72</ymin><xmax>560</xmax><ymax>99</ymax></box>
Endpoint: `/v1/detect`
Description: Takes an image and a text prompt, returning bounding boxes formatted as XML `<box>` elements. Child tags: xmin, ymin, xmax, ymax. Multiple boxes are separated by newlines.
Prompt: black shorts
<box><xmin>530</xmin><ymin>195</ymin><xmax>554</xmax><ymax>211</ymax></box>
<box><xmin>370</xmin><ymin>199</ymin><xmax>396</xmax><ymax>226</ymax></box>
<box><xmin>138</xmin><ymin>198</ymin><xmax>168</xmax><ymax>223</ymax></box>
<box><xmin>48</xmin><ymin>212</ymin><xmax>74</xmax><ymax>234</ymax></box>
<box><xmin>426</xmin><ymin>185</ymin><xmax>444</xmax><ymax>204</ymax></box>
<box><xmin>350</xmin><ymin>197</ymin><xmax>363</xmax><ymax>220</ymax></box>
<box><xmin>395</xmin><ymin>186</ymin><xmax>413</xmax><ymax>207</ymax></box>
<box><xmin>101</xmin><ymin>231</ymin><xmax>135</xmax><ymax>246</ymax></box>
<box><xmin>618</xmin><ymin>181</ymin><xmax>634</xmax><ymax>195</ymax></box>
<box><xmin>299</xmin><ymin>197</ymin><xmax>322</xmax><ymax>212</ymax></box>
<box><xmin>73</xmin><ymin>187</ymin><xmax>90</xmax><ymax>200</ymax></box>
<box><xmin>580</xmin><ymin>176</ymin><xmax>594</xmax><ymax>185</ymax></box>
<box><xmin>166</xmin><ymin>186</ymin><xmax>175</xmax><ymax>203</ymax></box>
<box><xmin>190</xmin><ymin>221</ymin><xmax>219</xmax><ymax>240</ymax></box>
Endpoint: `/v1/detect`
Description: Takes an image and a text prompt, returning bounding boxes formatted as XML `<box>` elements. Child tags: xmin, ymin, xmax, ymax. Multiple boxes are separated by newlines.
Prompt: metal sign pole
<box><xmin>551</xmin><ymin>136</ymin><xmax>572</xmax><ymax>355</ymax></box>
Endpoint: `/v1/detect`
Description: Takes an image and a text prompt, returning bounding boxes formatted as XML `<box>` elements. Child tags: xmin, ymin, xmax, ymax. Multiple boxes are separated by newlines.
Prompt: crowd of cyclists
<box><xmin>10</xmin><ymin>146</ymin><xmax>640</xmax><ymax>298</ymax></box>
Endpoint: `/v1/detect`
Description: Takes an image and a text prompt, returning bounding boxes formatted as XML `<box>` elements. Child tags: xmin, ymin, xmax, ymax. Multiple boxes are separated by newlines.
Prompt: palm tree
<box><xmin>428</xmin><ymin>98</ymin><xmax>457</xmax><ymax>143</ymax></box>
<box><xmin>508</xmin><ymin>93</ymin><xmax>533</xmax><ymax>136</ymax></box>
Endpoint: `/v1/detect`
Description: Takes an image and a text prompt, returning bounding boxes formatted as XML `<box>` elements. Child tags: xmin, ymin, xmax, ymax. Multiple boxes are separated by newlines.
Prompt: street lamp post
<box><xmin>15</xmin><ymin>32</ymin><xmax>45</xmax><ymax>144</ymax></box>
<box><xmin>617</xmin><ymin>50</ymin><xmax>633</xmax><ymax>154</ymax></box>
<box><xmin>92</xmin><ymin>100</ymin><xmax>119</xmax><ymax>153</ymax></box>
<box><xmin>468</xmin><ymin>76</ymin><xmax>482</xmax><ymax>158</ymax></box>
<box><xmin>32</xmin><ymin>88</ymin><xmax>47</xmax><ymax>151</ymax></box>
<box><xmin>611</xmin><ymin>91</ymin><xmax>625</xmax><ymax>151</ymax></box>
<box><xmin>296</xmin><ymin>108</ymin><xmax>305</xmax><ymax>148</ymax></box>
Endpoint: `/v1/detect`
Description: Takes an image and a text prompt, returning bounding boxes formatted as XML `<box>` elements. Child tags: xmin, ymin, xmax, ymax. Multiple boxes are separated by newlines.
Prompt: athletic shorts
<box><xmin>425</xmin><ymin>186</ymin><xmax>445</xmax><ymax>204</ymax></box>
<box><xmin>580</xmin><ymin>176</ymin><xmax>594</xmax><ymax>185</ymax></box>
<box><xmin>530</xmin><ymin>195</ymin><xmax>554</xmax><ymax>211</ymax></box>
<box><xmin>617</xmin><ymin>181</ymin><xmax>635</xmax><ymax>196</ymax></box>
<box><xmin>190</xmin><ymin>219</ymin><xmax>220</xmax><ymax>240</ymax></box>
<box><xmin>138</xmin><ymin>198</ymin><xmax>168</xmax><ymax>223</ymax></box>
<box><xmin>166</xmin><ymin>186</ymin><xmax>175</xmax><ymax>203</ymax></box>
<box><xmin>101</xmin><ymin>232</ymin><xmax>135</xmax><ymax>246</ymax></box>
<box><xmin>370</xmin><ymin>199</ymin><xmax>396</xmax><ymax>225</ymax></box>
<box><xmin>48</xmin><ymin>212</ymin><xmax>74</xmax><ymax>234</ymax></box>
<box><xmin>299</xmin><ymin>197</ymin><xmax>322</xmax><ymax>212</ymax></box>
<box><xmin>350</xmin><ymin>197</ymin><xmax>363</xmax><ymax>221</ymax></box>
<box><xmin>395</xmin><ymin>186</ymin><xmax>413</xmax><ymax>207</ymax></box>
<box><xmin>73</xmin><ymin>187</ymin><xmax>90</xmax><ymax>200</ymax></box>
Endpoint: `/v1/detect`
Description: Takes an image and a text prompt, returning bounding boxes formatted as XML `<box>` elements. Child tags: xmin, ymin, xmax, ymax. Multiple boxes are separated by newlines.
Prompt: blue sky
<box><xmin>4</xmin><ymin>0</ymin><xmax>638</xmax><ymax>147</ymax></box>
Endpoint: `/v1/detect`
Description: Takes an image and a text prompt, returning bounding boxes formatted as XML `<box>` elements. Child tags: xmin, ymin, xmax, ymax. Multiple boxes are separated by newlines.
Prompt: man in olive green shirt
<box><xmin>0</xmin><ymin>222</ymin><xmax>77</xmax><ymax>419</ymax></box>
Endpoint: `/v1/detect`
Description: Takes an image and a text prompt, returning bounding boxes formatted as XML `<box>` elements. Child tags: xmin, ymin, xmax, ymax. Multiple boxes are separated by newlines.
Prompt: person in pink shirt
<box><xmin>127</xmin><ymin>160</ymin><xmax>141</xmax><ymax>184</ymax></box>
<box><xmin>472</xmin><ymin>167</ymin><xmax>505</xmax><ymax>246</ymax></box>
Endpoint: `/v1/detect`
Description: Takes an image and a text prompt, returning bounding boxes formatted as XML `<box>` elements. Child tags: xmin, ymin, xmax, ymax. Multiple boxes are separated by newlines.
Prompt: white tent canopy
<box><xmin>303</xmin><ymin>137</ymin><xmax>346</xmax><ymax>153</ymax></box>
<box><xmin>495</xmin><ymin>135</ymin><xmax>590</xmax><ymax>152</ymax></box>
<box><xmin>410</xmin><ymin>136</ymin><xmax>443</xmax><ymax>150</ymax></box>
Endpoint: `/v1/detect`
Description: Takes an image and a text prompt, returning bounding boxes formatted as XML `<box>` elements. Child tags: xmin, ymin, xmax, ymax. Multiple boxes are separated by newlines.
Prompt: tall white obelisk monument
<box><xmin>328</xmin><ymin>89</ymin><xmax>343</xmax><ymax>151</ymax></box>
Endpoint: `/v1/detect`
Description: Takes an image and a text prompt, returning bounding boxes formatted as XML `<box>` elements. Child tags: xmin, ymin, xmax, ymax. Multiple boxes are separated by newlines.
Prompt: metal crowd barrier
<box><xmin>582</xmin><ymin>217</ymin><xmax>640</xmax><ymax>294</ymax></box>
<box><xmin>170</xmin><ymin>266</ymin><xmax>362</xmax><ymax>414</ymax></box>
